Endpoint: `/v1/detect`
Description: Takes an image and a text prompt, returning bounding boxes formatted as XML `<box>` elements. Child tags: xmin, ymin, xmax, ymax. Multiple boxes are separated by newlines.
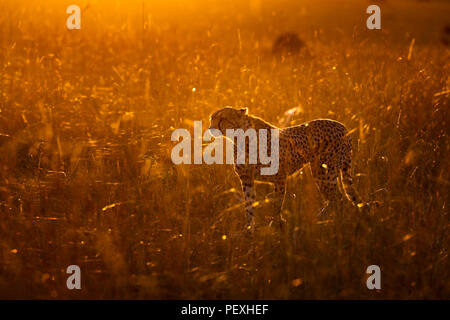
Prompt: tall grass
<box><xmin>0</xmin><ymin>0</ymin><xmax>448</xmax><ymax>298</ymax></box>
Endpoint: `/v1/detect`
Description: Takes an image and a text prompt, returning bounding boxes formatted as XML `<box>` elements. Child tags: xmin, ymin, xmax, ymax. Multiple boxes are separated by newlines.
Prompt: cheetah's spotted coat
<box><xmin>209</xmin><ymin>107</ymin><xmax>365</xmax><ymax>229</ymax></box>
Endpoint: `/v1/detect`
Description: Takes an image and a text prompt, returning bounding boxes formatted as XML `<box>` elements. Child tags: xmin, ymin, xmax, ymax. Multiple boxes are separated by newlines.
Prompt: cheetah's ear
<box><xmin>240</xmin><ymin>107</ymin><xmax>248</xmax><ymax>115</ymax></box>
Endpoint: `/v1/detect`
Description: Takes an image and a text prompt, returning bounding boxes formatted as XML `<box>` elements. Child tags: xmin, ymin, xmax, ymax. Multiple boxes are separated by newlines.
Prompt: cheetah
<box><xmin>208</xmin><ymin>107</ymin><xmax>366</xmax><ymax>230</ymax></box>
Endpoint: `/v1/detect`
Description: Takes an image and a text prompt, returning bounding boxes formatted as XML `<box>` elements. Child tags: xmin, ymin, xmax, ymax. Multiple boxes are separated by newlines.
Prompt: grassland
<box><xmin>0</xmin><ymin>0</ymin><xmax>449</xmax><ymax>299</ymax></box>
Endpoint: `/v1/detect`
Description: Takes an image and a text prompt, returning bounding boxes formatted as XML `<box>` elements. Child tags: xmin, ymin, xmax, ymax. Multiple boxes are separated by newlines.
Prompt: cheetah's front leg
<box><xmin>272</xmin><ymin>181</ymin><xmax>287</xmax><ymax>228</ymax></box>
<box><xmin>239</xmin><ymin>176</ymin><xmax>256</xmax><ymax>232</ymax></box>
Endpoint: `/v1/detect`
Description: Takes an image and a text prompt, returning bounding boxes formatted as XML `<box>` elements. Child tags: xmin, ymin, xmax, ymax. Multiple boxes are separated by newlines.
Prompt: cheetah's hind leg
<box><xmin>311</xmin><ymin>162</ymin><xmax>340</xmax><ymax>220</ymax></box>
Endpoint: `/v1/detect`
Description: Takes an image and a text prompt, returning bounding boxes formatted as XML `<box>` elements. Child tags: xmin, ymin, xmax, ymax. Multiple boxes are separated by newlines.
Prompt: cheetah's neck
<box><xmin>244</xmin><ymin>114</ymin><xmax>278</xmax><ymax>131</ymax></box>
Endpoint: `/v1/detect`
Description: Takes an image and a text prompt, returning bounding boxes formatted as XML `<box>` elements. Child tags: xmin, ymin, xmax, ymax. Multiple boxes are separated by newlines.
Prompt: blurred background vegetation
<box><xmin>0</xmin><ymin>0</ymin><xmax>449</xmax><ymax>298</ymax></box>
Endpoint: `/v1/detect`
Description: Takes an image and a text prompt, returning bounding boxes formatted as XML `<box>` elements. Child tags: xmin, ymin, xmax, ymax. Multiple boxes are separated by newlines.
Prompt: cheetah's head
<box><xmin>208</xmin><ymin>107</ymin><xmax>248</xmax><ymax>135</ymax></box>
